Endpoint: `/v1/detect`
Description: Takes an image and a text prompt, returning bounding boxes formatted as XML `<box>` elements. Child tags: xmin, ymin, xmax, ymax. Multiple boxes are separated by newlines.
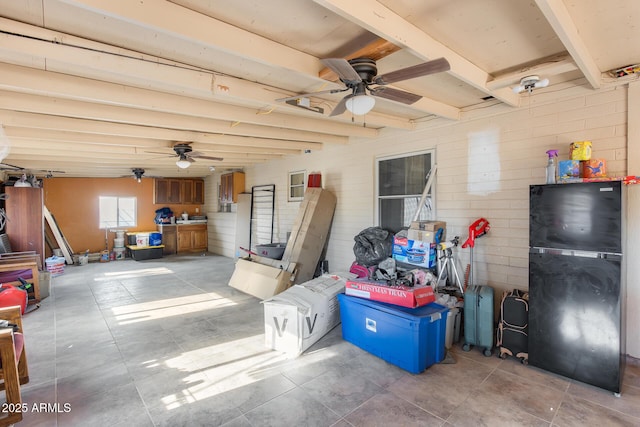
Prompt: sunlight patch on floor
<box><xmin>94</xmin><ymin>267</ymin><xmax>175</xmax><ymax>281</ymax></box>
<box><xmin>111</xmin><ymin>294</ymin><xmax>238</xmax><ymax>324</ymax></box>
<box><xmin>154</xmin><ymin>334</ymin><xmax>336</xmax><ymax>409</ymax></box>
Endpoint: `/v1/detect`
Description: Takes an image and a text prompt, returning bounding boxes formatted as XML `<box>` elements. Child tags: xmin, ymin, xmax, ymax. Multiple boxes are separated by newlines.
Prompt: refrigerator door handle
<box><xmin>530</xmin><ymin>247</ymin><xmax>622</xmax><ymax>260</ymax></box>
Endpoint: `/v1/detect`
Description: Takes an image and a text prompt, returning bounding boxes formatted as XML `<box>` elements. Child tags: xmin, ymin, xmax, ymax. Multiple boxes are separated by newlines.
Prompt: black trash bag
<box><xmin>353</xmin><ymin>227</ymin><xmax>393</xmax><ymax>267</ymax></box>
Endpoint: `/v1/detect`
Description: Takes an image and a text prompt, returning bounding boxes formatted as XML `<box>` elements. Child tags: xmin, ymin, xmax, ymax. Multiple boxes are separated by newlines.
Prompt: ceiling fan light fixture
<box><xmin>132</xmin><ymin>168</ymin><xmax>145</xmax><ymax>183</ymax></box>
<box><xmin>176</xmin><ymin>157</ymin><xmax>191</xmax><ymax>169</ymax></box>
<box><xmin>346</xmin><ymin>94</ymin><xmax>375</xmax><ymax>115</ymax></box>
<box><xmin>512</xmin><ymin>75</ymin><xmax>549</xmax><ymax>94</ymax></box>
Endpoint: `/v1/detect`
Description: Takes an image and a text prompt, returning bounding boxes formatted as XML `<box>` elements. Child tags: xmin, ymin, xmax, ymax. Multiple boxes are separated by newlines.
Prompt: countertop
<box><xmin>175</xmin><ymin>219</ymin><xmax>208</xmax><ymax>224</ymax></box>
<box><xmin>157</xmin><ymin>219</ymin><xmax>208</xmax><ymax>226</ymax></box>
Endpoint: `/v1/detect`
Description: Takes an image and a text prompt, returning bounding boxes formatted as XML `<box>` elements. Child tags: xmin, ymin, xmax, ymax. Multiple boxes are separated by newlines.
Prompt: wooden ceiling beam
<box><xmin>534</xmin><ymin>0</ymin><xmax>601</xmax><ymax>89</ymax></box>
<box><xmin>0</xmin><ymin>63</ymin><xmax>376</xmax><ymax>139</ymax></box>
<box><xmin>314</xmin><ymin>0</ymin><xmax>520</xmax><ymax>107</ymax></box>
<box><xmin>0</xmin><ymin>92</ymin><xmax>348</xmax><ymax>145</ymax></box>
<box><xmin>1</xmin><ymin>111</ymin><xmax>325</xmax><ymax>150</ymax></box>
<box><xmin>318</xmin><ymin>38</ymin><xmax>401</xmax><ymax>81</ymax></box>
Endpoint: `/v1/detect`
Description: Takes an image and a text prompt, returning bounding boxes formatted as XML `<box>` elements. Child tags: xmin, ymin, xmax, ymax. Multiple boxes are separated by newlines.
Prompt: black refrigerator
<box><xmin>529</xmin><ymin>181</ymin><xmax>626</xmax><ymax>394</ymax></box>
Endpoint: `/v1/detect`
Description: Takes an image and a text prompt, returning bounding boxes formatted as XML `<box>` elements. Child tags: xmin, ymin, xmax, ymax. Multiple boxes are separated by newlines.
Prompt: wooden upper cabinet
<box><xmin>154</xmin><ymin>179</ymin><xmax>170</xmax><ymax>204</ymax></box>
<box><xmin>181</xmin><ymin>180</ymin><xmax>194</xmax><ymax>204</ymax></box>
<box><xmin>168</xmin><ymin>179</ymin><xmax>181</xmax><ymax>203</ymax></box>
<box><xmin>193</xmin><ymin>179</ymin><xmax>205</xmax><ymax>204</ymax></box>
<box><xmin>220</xmin><ymin>172</ymin><xmax>245</xmax><ymax>204</ymax></box>
<box><xmin>154</xmin><ymin>178</ymin><xmax>205</xmax><ymax>205</ymax></box>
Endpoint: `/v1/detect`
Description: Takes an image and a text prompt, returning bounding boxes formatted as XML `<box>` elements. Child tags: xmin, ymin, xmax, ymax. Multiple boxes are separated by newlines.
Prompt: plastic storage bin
<box><xmin>149</xmin><ymin>232</ymin><xmax>162</xmax><ymax>246</ymax></box>
<box><xmin>129</xmin><ymin>245</ymin><xmax>164</xmax><ymax>261</ymax></box>
<box><xmin>337</xmin><ymin>293</ymin><xmax>448</xmax><ymax>374</ymax></box>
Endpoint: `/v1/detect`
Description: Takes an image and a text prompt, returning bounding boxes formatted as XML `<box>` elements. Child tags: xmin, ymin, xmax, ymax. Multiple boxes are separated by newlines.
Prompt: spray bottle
<box><xmin>546</xmin><ymin>149</ymin><xmax>558</xmax><ymax>184</ymax></box>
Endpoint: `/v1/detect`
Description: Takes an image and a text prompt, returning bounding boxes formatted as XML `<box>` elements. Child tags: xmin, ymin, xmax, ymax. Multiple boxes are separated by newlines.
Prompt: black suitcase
<box><xmin>496</xmin><ymin>289</ymin><xmax>529</xmax><ymax>364</ymax></box>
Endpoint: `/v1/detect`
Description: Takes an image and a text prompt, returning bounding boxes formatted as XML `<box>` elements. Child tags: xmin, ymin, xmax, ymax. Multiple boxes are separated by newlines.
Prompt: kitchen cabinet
<box><xmin>193</xmin><ymin>179</ymin><xmax>205</xmax><ymax>204</ymax></box>
<box><xmin>154</xmin><ymin>178</ymin><xmax>204</xmax><ymax>205</ymax></box>
<box><xmin>181</xmin><ymin>180</ymin><xmax>193</xmax><ymax>204</ymax></box>
<box><xmin>154</xmin><ymin>179</ymin><xmax>181</xmax><ymax>204</ymax></box>
<box><xmin>177</xmin><ymin>224</ymin><xmax>207</xmax><ymax>253</ymax></box>
<box><xmin>157</xmin><ymin>224</ymin><xmax>177</xmax><ymax>255</ymax></box>
<box><xmin>220</xmin><ymin>172</ymin><xmax>245</xmax><ymax>204</ymax></box>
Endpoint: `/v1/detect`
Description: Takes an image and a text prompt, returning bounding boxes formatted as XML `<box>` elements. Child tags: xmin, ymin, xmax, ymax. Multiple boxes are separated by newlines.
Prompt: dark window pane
<box><xmin>379</xmin><ymin>153</ymin><xmax>431</xmax><ymax>196</ymax></box>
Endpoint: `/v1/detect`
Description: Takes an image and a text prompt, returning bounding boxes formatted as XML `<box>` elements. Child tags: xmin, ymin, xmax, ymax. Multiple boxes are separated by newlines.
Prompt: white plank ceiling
<box><xmin>0</xmin><ymin>0</ymin><xmax>638</xmax><ymax>178</ymax></box>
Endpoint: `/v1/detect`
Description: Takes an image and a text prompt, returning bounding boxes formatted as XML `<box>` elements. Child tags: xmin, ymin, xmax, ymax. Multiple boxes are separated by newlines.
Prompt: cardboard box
<box><xmin>283</xmin><ymin>188</ymin><xmax>337</xmax><ymax>284</ymax></box>
<box><xmin>263</xmin><ymin>275</ymin><xmax>346</xmax><ymax>357</ymax></box>
<box><xmin>345</xmin><ymin>279</ymin><xmax>435</xmax><ymax>308</ymax></box>
<box><xmin>558</xmin><ymin>160</ymin><xmax>580</xmax><ymax>178</ymax></box>
<box><xmin>229</xmin><ymin>258</ymin><xmax>295</xmax><ymax>300</ymax></box>
<box><xmin>570</xmin><ymin>141</ymin><xmax>592</xmax><ymax>161</ymax></box>
<box><xmin>410</xmin><ymin>220</ymin><xmax>446</xmax><ymax>232</ymax></box>
<box><xmin>582</xmin><ymin>159</ymin><xmax>606</xmax><ymax>178</ymax></box>
<box><xmin>392</xmin><ymin>236</ymin><xmax>436</xmax><ymax>268</ymax></box>
<box><xmin>407</xmin><ymin>228</ymin><xmax>439</xmax><ymax>243</ymax></box>
<box><xmin>338</xmin><ymin>294</ymin><xmax>448</xmax><ymax>374</ymax></box>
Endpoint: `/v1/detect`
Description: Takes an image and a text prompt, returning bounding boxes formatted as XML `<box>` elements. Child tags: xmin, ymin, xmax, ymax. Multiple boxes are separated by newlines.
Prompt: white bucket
<box><xmin>116</xmin><ymin>230</ymin><xmax>125</xmax><ymax>239</ymax></box>
<box><xmin>113</xmin><ymin>237</ymin><xmax>125</xmax><ymax>248</ymax></box>
<box><xmin>53</xmin><ymin>248</ymin><xmax>63</xmax><ymax>257</ymax></box>
<box><xmin>114</xmin><ymin>247</ymin><xmax>126</xmax><ymax>260</ymax></box>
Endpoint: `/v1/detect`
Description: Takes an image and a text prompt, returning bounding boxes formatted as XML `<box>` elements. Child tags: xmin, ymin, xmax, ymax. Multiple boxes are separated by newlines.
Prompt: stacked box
<box><xmin>410</xmin><ymin>220</ymin><xmax>446</xmax><ymax>232</ymax></box>
<box><xmin>345</xmin><ymin>279</ymin><xmax>435</xmax><ymax>308</ymax></box>
<box><xmin>338</xmin><ymin>294</ymin><xmax>448</xmax><ymax>374</ymax></box>
<box><xmin>582</xmin><ymin>159</ymin><xmax>606</xmax><ymax>178</ymax></box>
<box><xmin>392</xmin><ymin>235</ymin><xmax>436</xmax><ymax>268</ymax></box>
<box><xmin>263</xmin><ymin>275</ymin><xmax>346</xmax><ymax>357</ymax></box>
<box><xmin>569</xmin><ymin>141</ymin><xmax>592</xmax><ymax>160</ymax></box>
<box><xmin>558</xmin><ymin>160</ymin><xmax>580</xmax><ymax>178</ymax></box>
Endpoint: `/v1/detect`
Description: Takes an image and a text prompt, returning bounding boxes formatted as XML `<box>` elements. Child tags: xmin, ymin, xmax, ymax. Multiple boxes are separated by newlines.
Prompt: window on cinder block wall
<box><xmin>376</xmin><ymin>150</ymin><xmax>435</xmax><ymax>233</ymax></box>
<box><xmin>288</xmin><ymin>170</ymin><xmax>306</xmax><ymax>202</ymax></box>
<box><xmin>99</xmin><ymin>196</ymin><xmax>137</xmax><ymax>228</ymax></box>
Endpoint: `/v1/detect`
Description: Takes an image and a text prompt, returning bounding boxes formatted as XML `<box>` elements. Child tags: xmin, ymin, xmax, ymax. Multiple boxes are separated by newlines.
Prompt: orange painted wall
<box><xmin>43</xmin><ymin>177</ymin><xmax>203</xmax><ymax>254</ymax></box>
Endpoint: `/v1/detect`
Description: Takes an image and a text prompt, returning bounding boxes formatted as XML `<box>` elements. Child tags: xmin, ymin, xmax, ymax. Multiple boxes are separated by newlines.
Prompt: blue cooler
<box><xmin>337</xmin><ymin>293</ymin><xmax>448</xmax><ymax>374</ymax></box>
<box><xmin>149</xmin><ymin>232</ymin><xmax>162</xmax><ymax>246</ymax></box>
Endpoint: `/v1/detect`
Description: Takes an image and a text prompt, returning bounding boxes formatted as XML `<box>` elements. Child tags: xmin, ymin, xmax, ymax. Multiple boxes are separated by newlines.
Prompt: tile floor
<box><xmin>12</xmin><ymin>253</ymin><xmax>640</xmax><ymax>426</ymax></box>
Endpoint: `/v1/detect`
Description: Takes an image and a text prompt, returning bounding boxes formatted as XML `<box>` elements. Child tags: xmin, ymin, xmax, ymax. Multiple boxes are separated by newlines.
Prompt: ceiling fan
<box><xmin>277</xmin><ymin>57</ymin><xmax>450</xmax><ymax>116</ymax></box>
<box><xmin>146</xmin><ymin>143</ymin><xmax>224</xmax><ymax>169</ymax></box>
<box><xmin>0</xmin><ymin>162</ymin><xmax>65</xmax><ymax>178</ymax></box>
<box><xmin>131</xmin><ymin>168</ymin><xmax>147</xmax><ymax>183</ymax></box>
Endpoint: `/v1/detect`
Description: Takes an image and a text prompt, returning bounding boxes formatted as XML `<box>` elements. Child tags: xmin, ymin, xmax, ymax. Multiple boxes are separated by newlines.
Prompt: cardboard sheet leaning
<box><xmin>263</xmin><ymin>274</ymin><xmax>349</xmax><ymax>357</ymax></box>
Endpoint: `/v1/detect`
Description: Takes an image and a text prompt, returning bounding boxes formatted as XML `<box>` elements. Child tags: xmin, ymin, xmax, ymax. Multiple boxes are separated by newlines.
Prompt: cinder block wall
<box><xmin>205</xmin><ymin>79</ymin><xmax>638</xmax><ymax>356</ymax></box>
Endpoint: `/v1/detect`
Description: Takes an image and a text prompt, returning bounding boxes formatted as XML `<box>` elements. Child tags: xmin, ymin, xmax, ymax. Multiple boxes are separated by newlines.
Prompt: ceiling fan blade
<box><xmin>370</xmin><ymin>86</ymin><xmax>423</xmax><ymax>105</ymax></box>
<box><xmin>0</xmin><ymin>162</ymin><xmax>25</xmax><ymax>170</ymax></box>
<box><xmin>321</xmin><ymin>58</ymin><xmax>362</xmax><ymax>85</ymax></box>
<box><xmin>374</xmin><ymin>57</ymin><xmax>450</xmax><ymax>85</ymax></box>
<box><xmin>329</xmin><ymin>94</ymin><xmax>352</xmax><ymax>117</ymax></box>
<box><xmin>276</xmin><ymin>88</ymin><xmax>347</xmax><ymax>103</ymax></box>
<box><xmin>191</xmin><ymin>154</ymin><xmax>224</xmax><ymax>161</ymax></box>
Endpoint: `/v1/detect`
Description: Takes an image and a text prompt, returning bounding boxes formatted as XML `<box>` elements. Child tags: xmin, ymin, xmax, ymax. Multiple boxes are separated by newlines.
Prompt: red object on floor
<box><xmin>0</xmin><ymin>285</ymin><xmax>27</xmax><ymax>314</ymax></box>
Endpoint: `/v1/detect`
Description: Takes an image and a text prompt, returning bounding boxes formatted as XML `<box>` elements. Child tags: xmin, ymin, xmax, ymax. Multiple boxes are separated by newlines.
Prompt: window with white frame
<box><xmin>288</xmin><ymin>170</ymin><xmax>306</xmax><ymax>201</ymax></box>
<box><xmin>99</xmin><ymin>196</ymin><xmax>137</xmax><ymax>228</ymax></box>
<box><xmin>376</xmin><ymin>150</ymin><xmax>435</xmax><ymax>233</ymax></box>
